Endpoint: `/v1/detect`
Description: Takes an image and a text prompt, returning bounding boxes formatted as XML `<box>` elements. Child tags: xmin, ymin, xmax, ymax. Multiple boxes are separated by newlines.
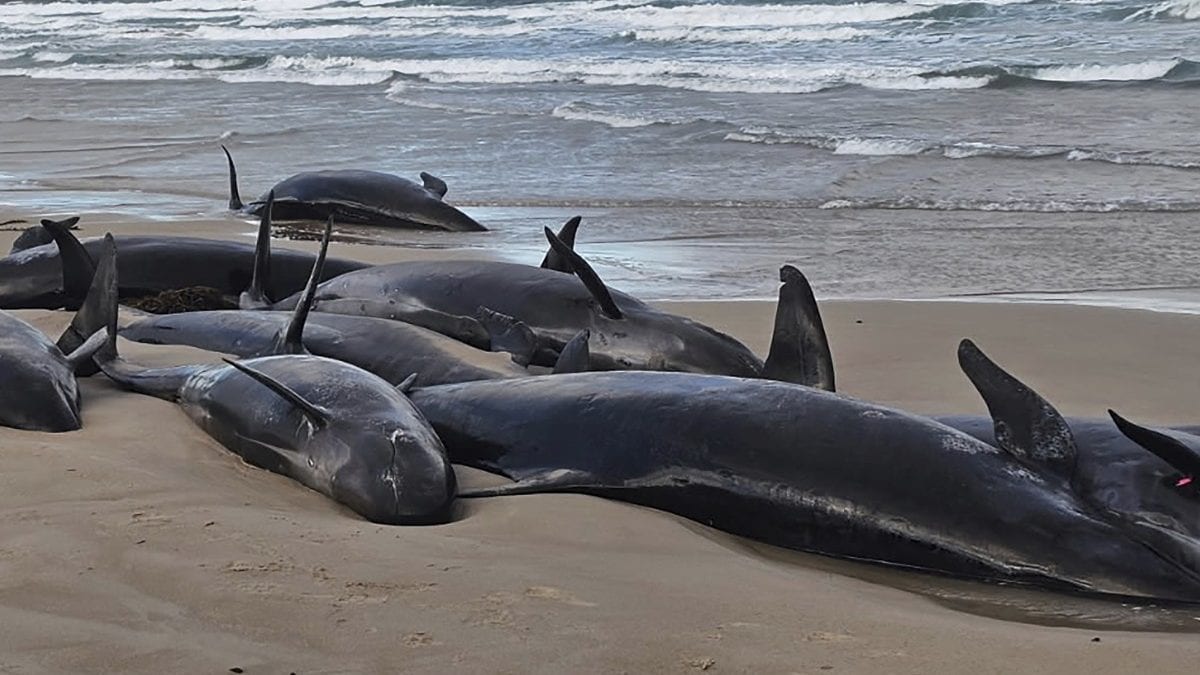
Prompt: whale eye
<box><xmin>308</xmin><ymin>457</ymin><xmax>316</xmax><ymax>468</ymax></box>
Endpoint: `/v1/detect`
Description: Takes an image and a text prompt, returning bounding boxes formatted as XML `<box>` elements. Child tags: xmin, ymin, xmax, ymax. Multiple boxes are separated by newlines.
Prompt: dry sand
<box><xmin>1</xmin><ymin>213</ymin><xmax>1198</xmax><ymax>674</ymax></box>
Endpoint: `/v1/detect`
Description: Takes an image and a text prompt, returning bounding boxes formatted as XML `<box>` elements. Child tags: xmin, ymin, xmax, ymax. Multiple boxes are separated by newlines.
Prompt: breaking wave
<box><xmin>725</xmin><ymin>127</ymin><xmax>1200</xmax><ymax>169</ymax></box>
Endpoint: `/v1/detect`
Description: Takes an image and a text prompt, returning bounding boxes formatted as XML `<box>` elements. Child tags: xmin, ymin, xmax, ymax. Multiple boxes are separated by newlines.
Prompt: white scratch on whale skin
<box><xmin>939</xmin><ymin>434</ymin><xmax>988</xmax><ymax>455</ymax></box>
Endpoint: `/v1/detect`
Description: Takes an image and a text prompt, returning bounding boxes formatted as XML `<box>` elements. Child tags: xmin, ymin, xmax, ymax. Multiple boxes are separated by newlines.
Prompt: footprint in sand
<box><xmin>403</xmin><ymin>632</ymin><xmax>436</xmax><ymax>648</ymax></box>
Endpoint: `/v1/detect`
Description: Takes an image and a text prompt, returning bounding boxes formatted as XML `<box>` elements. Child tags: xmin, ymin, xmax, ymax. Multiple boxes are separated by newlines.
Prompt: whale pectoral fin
<box><xmin>1109</xmin><ymin>410</ymin><xmax>1200</xmax><ymax>479</ymax></box>
<box><xmin>239</xmin><ymin>190</ymin><xmax>275</xmax><ymax>309</ymax></box>
<box><xmin>543</xmin><ymin>226</ymin><xmax>623</xmax><ymax>320</ymax></box>
<box><xmin>270</xmin><ymin>216</ymin><xmax>330</xmax><ymax>355</ymax></box>
<box><xmin>222</xmin><ymin>358</ymin><xmax>331</xmax><ymax>429</ymax></box>
<box><xmin>420</xmin><ymin>172</ymin><xmax>448</xmax><ymax>199</ymax></box>
<box><xmin>457</xmin><ymin>469</ymin><xmax>600</xmax><ymax>498</ymax></box>
<box><xmin>552</xmin><ymin>329</ymin><xmax>591</xmax><ymax>374</ymax></box>
<box><xmin>475</xmin><ymin>306</ymin><xmax>537</xmax><ymax>366</ymax></box>
<box><xmin>396</xmin><ymin>373</ymin><xmax>418</xmax><ymax>394</ymax></box>
<box><xmin>762</xmin><ymin>264</ymin><xmax>835</xmax><ymax>391</ymax></box>
<box><xmin>41</xmin><ymin>217</ymin><xmax>97</xmax><ymax>311</ymax></box>
<box><xmin>232</xmin><ymin>431</ymin><xmax>312</xmax><ymax>478</ymax></box>
<box><xmin>957</xmin><ymin>339</ymin><xmax>1078</xmax><ymax>480</ymax></box>
<box><xmin>540</xmin><ymin>216</ymin><xmax>582</xmax><ymax>272</ymax></box>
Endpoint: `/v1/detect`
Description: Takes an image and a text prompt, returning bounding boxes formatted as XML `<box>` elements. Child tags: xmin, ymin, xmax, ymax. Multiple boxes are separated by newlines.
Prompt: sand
<box><xmin>1</xmin><ymin>213</ymin><xmax>1198</xmax><ymax>674</ymax></box>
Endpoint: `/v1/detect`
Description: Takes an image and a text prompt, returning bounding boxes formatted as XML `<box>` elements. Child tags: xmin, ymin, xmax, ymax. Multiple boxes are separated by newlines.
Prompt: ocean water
<box><xmin>0</xmin><ymin>0</ymin><xmax>1198</xmax><ymax>301</ymax></box>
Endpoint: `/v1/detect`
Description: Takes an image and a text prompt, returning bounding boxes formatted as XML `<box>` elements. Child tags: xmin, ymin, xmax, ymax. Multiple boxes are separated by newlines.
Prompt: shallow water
<box><xmin>0</xmin><ymin>0</ymin><xmax>1198</xmax><ymax>303</ymax></box>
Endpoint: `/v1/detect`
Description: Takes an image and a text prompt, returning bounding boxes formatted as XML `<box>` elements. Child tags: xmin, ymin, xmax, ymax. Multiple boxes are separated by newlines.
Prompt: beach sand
<box><xmin>1</xmin><ymin>213</ymin><xmax>1198</xmax><ymax>674</ymax></box>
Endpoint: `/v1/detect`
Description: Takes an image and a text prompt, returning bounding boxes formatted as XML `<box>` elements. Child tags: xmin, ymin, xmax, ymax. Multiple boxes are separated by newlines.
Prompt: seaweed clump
<box><xmin>124</xmin><ymin>286</ymin><xmax>238</xmax><ymax>314</ymax></box>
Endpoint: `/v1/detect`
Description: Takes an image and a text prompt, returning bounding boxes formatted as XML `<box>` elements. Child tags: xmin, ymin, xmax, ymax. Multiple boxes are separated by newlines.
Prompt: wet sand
<box><xmin>1</xmin><ymin>213</ymin><xmax>1198</xmax><ymax>673</ymax></box>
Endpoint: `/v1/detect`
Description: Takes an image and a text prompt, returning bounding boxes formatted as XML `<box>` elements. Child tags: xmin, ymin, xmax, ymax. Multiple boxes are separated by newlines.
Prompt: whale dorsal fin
<box><xmin>552</xmin><ymin>329</ymin><xmax>591</xmax><ymax>374</ymax></box>
<box><xmin>223</xmin><ymin>358</ymin><xmax>330</xmax><ymax>428</ymax></box>
<box><xmin>222</xmin><ymin>145</ymin><xmax>243</xmax><ymax>211</ymax></box>
<box><xmin>1109</xmin><ymin>410</ymin><xmax>1200</xmax><ymax>480</ymax></box>
<box><xmin>41</xmin><ymin>217</ymin><xmax>96</xmax><ymax>311</ymax></box>
<box><xmin>57</xmin><ymin>232</ymin><xmax>118</xmax><ymax>375</ymax></box>
<box><xmin>396</xmin><ymin>373</ymin><xmax>418</xmax><ymax>394</ymax></box>
<box><xmin>540</xmin><ymin>216</ymin><xmax>582</xmax><ymax>273</ymax></box>
<box><xmin>271</xmin><ymin>216</ymin><xmax>331</xmax><ymax>355</ymax></box>
<box><xmin>957</xmin><ymin>339</ymin><xmax>1078</xmax><ymax>481</ymax></box>
<box><xmin>762</xmin><ymin>265</ymin><xmax>834</xmax><ymax>391</ymax></box>
<box><xmin>240</xmin><ymin>190</ymin><xmax>275</xmax><ymax>310</ymax></box>
<box><xmin>476</xmin><ymin>306</ymin><xmax>537</xmax><ymax>367</ymax></box>
<box><xmin>420</xmin><ymin>172</ymin><xmax>448</xmax><ymax>199</ymax></box>
<box><xmin>542</xmin><ymin>226</ymin><xmax>622</xmax><ymax>320</ymax></box>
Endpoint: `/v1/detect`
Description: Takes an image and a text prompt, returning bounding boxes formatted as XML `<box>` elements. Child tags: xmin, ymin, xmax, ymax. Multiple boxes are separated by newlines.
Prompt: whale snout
<box><xmin>334</xmin><ymin>431</ymin><xmax>456</xmax><ymax>526</ymax></box>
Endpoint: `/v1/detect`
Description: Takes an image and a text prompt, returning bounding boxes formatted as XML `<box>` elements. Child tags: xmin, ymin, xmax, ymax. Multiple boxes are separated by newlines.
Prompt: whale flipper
<box><xmin>396</xmin><ymin>373</ymin><xmax>418</xmax><ymax>394</ymax></box>
<box><xmin>240</xmin><ymin>190</ymin><xmax>275</xmax><ymax>310</ymax></box>
<box><xmin>419</xmin><ymin>172</ymin><xmax>448</xmax><ymax>199</ymax></box>
<box><xmin>543</xmin><ymin>226</ymin><xmax>622</xmax><ymax>320</ymax></box>
<box><xmin>223</xmin><ymin>358</ymin><xmax>331</xmax><ymax>428</ymax></box>
<box><xmin>762</xmin><ymin>265</ymin><xmax>834</xmax><ymax>391</ymax></box>
<box><xmin>957</xmin><ymin>339</ymin><xmax>1078</xmax><ymax>482</ymax></box>
<box><xmin>222</xmin><ymin>145</ymin><xmax>243</xmax><ymax>211</ymax></box>
<box><xmin>458</xmin><ymin>469</ymin><xmax>601</xmax><ymax>498</ymax></box>
<box><xmin>476</xmin><ymin>306</ymin><xmax>537</xmax><ymax>367</ymax></box>
<box><xmin>540</xmin><ymin>216</ymin><xmax>582</xmax><ymax>273</ymax></box>
<box><xmin>271</xmin><ymin>216</ymin><xmax>331</xmax><ymax>355</ymax></box>
<box><xmin>552</xmin><ymin>329</ymin><xmax>591</xmax><ymax>374</ymax></box>
<box><xmin>1109</xmin><ymin>410</ymin><xmax>1200</xmax><ymax>480</ymax></box>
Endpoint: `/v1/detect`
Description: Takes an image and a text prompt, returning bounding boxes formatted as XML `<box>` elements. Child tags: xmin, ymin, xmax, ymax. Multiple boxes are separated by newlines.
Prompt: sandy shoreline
<box><xmin>1</xmin><ymin>214</ymin><xmax>1199</xmax><ymax>673</ymax></box>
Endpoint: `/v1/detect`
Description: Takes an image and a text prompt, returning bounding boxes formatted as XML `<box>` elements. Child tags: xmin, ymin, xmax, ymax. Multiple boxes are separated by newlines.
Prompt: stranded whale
<box><xmin>223</xmin><ymin>146</ymin><xmax>485</xmax><ymax>232</ymax></box>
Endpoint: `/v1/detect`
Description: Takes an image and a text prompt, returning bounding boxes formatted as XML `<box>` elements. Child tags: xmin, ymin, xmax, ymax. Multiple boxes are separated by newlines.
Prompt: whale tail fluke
<box><xmin>91</xmin><ymin>237</ymin><xmax>196</xmax><ymax>400</ymax></box>
<box><xmin>222</xmin><ymin>145</ymin><xmax>243</xmax><ymax>211</ymax></box>
<box><xmin>41</xmin><ymin>216</ymin><xmax>96</xmax><ymax>312</ymax></box>
<box><xmin>239</xmin><ymin>190</ymin><xmax>275</xmax><ymax>310</ymax></box>
<box><xmin>54</xmin><ymin>230</ymin><xmax>119</xmax><ymax>376</ymax></box>
<box><xmin>11</xmin><ymin>216</ymin><xmax>80</xmax><ymax>254</ymax></box>
<box><xmin>270</xmin><ymin>216</ymin><xmax>332</xmax><ymax>355</ymax></box>
<box><xmin>476</xmin><ymin>306</ymin><xmax>538</xmax><ymax>367</ymax></box>
<box><xmin>762</xmin><ymin>265</ymin><xmax>835</xmax><ymax>391</ymax></box>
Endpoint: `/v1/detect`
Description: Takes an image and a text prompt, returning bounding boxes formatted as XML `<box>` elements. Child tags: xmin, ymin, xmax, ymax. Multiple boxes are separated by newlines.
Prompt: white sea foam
<box><xmin>551</xmin><ymin>102</ymin><xmax>657</xmax><ymax>128</ymax></box>
<box><xmin>621</xmin><ymin>26</ymin><xmax>873</xmax><ymax>43</ymax></box>
<box><xmin>187</xmin><ymin>57</ymin><xmax>247</xmax><ymax>70</ymax></box>
<box><xmin>1127</xmin><ymin>0</ymin><xmax>1200</xmax><ymax>20</ymax></box>
<box><xmin>817</xmin><ymin>196</ymin><xmax>1195</xmax><ymax>212</ymax></box>
<box><xmin>832</xmin><ymin>137</ymin><xmax>930</xmax><ymax>155</ymax></box>
<box><xmin>193</xmin><ymin>24</ymin><xmax>371</xmax><ymax>40</ymax></box>
<box><xmin>1024</xmin><ymin>59</ymin><xmax>1180</xmax><ymax>82</ymax></box>
<box><xmin>32</xmin><ymin>51</ymin><xmax>73</xmax><ymax>63</ymax></box>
